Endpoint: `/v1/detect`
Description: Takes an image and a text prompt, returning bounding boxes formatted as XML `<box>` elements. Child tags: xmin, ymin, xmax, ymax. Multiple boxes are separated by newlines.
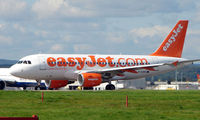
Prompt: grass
<box><xmin>0</xmin><ymin>90</ymin><xmax>200</xmax><ymax>120</ymax></box>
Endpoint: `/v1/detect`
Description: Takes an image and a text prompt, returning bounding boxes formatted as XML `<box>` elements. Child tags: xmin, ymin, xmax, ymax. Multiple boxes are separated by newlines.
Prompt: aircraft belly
<box><xmin>35</xmin><ymin>70</ymin><xmax>65</xmax><ymax>80</ymax></box>
<box><xmin>64</xmin><ymin>71</ymin><xmax>77</xmax><ymax>80</ymax></box>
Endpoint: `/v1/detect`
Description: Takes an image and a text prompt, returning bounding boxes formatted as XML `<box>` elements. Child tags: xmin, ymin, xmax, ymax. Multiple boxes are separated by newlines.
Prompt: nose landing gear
<box><xmin>35</xmin><ymin>80</ymin><xmax>41</xmax><ymax>90</ymax></box>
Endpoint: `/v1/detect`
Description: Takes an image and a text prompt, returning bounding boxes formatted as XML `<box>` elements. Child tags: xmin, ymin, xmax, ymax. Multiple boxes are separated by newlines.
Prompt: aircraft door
<box><xmin>38</xmin><ymin>56</ymin><xmax>46</xmax><ymax>70</ymax></box>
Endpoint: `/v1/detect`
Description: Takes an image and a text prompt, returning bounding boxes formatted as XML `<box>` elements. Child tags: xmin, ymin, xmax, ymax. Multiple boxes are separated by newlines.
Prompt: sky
<box><xmin>0</xmin><ymin>0</ymin><xmax>200</xmax><ymax>60</ymax></box>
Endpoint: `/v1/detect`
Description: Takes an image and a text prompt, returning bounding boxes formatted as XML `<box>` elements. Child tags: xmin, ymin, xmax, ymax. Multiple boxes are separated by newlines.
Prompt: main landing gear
<box><xmin>105</xmin><ymin>84</ymin><xmax>115</xmax><ymax>90</ymax></box>
<box><xmin>105</xmin><ymin>81</ymin><xmax>115</xmax><ymax>90</ymax></box>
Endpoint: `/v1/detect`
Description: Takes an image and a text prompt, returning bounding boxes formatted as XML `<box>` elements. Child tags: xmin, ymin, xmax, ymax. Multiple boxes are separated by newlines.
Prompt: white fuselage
<box><xmin>10</xmin><ymin>54</ymin><xmax>187</xmax><ymax>82</ymax></box>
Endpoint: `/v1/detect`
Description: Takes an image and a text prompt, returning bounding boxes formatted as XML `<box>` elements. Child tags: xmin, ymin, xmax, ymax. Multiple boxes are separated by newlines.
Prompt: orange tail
<box><xmin>151</xmin><ymin>20</ymin><xmax>188</xmax><ymax>58</ymax></box>
<box><xmin>197</xmin><ymin>74</ymin><xmax>200</xmax><ymax>81</ymax></box>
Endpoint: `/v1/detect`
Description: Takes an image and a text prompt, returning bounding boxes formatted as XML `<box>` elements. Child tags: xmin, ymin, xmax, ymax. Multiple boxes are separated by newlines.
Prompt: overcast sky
<box><xmin>0</xmin><ymin>0</ymin><xmax>200</xmax><ymax>60</ymax></box>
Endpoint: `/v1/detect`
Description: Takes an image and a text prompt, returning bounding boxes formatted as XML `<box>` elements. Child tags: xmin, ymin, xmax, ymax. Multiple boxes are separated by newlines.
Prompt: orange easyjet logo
<box><xmin>47</xmin><ymin>56</ymin><xmax>148</xmax><ymax>70</ymax></box>
<box><xmin>163</xmin><ymin>24</ymin><xmax>183</xmax><ymax>51</ymax></box>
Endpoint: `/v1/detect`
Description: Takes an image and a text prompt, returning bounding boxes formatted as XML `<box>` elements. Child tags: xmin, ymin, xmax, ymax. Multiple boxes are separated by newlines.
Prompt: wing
<box><xmin>164</xmin><ymin>59</ymin><xmax>200</xmax><ymax>66</ymax></box>
<box><xmin>75</xmin><ymin>59</ymin><xmax>200</xmax><ymax>74</ymax></box>
<box><xmin>82</xmin><ymin>63</ymin><xmax>163</xmax><ymax>73</ymax></box>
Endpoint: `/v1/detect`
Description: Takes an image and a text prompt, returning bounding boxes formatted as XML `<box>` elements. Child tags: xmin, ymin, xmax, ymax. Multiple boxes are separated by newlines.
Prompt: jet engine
<box><xmin>0</xmin><ymin>80</ymin><xmax>5</xmax><ymax>90</ymax></box>
<box><xmin>77</xmin><ymin>73</ymin><xmax>102</xmax><ymax>87</ymax></box>
<box><xmin>45</xmin><ymin>80</ymin><xmax>69</xmax><ymax>90</ymax></box>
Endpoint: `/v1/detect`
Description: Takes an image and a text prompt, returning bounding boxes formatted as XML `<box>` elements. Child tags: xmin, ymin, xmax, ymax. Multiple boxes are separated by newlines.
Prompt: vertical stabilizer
<box><xmin>151</xmin><ymin>20</ymin><xmax>188</xmax><ymax>58</ymax></box>
<box><xmin>197</xmin><ymin>74</ymin><xmax>200</xmax><ymax>84</ymax></box>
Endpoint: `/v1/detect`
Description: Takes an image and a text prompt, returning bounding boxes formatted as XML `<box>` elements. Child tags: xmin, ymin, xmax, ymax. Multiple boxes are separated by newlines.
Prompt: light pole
<box><xmin>181</xmin><ymin>72</ymin><xmax>183</xmax><ymax>84</ymax></box>
<box><xmin>175</xmin><ymin>70</ymin><xmax>178</xmax><ymax>84</ymax></box>
<box><xmin>175</xmin><ymin>70</ymin><xmax>178</xmax><ymax>90</ymax></box>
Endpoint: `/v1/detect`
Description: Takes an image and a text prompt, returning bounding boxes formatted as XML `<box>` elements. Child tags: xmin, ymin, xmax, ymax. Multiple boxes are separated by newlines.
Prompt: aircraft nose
<box><xmin>10</xmin><ymin>65</ymin><xmax>23</xmax><ymax>77</ymax></box>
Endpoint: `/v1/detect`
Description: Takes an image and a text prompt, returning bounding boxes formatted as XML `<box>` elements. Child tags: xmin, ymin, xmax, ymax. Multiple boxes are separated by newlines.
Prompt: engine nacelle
<box><xmin>78</xmin><ymin>73</ymin><xmax>102</xmax><ymax>87</ymax></box>
<box><xmin>45</xmin><ymin>80</ymin><xmax>68</xmax><ymax>89</ymax></box>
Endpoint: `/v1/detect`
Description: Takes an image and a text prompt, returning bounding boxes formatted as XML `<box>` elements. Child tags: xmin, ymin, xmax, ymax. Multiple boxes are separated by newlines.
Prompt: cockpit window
<box><xmin>17</xmin><ymin>60</ymin><xmax>32</xmax><ymax>64</ymax></box>
<box><xmin>28</xmin><ymin>61</ymin><xmax>31</xmax><ymax>64</ymax></box>
<box><xmin>17</xmin><ymin>61</ymin><xmax>23</xmax><ymax>64</ymax></box>
<box><xmin>23</xmin><ymin>61</ymin><xmax>27</xmax><ymax>64</ymax></box>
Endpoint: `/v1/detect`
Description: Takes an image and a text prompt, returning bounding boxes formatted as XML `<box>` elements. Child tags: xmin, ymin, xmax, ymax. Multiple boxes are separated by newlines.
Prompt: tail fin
<box><xmin>197</xmin><ymin>74</ymin><xmax>200</xmax><ymax>83</ymax></box>
<box><xmin>150</xmin><ymin>20</ymin><xmax>188</xmax><ymax>58</ymax></box>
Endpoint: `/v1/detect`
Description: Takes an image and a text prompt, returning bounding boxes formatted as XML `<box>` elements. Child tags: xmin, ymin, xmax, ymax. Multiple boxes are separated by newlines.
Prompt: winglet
<box><xmin>150</xmin><ymin>20</ymin><xmax>188</xmax><ymax>58</ymax></box>
<box><xmin>172</xmin><ymin>61</ymin><xmax>178</xmax><ymax>66</ymax></box>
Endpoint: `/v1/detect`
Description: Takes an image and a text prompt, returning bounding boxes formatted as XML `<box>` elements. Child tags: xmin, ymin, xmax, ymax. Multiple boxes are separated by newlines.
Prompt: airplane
<box><xmin>0</xmin><ymin>68</ymin><xmax>46</xmax><ymax>90</ymax></box>
<box><xmin>10</xmin><ymin>20</ymin><xmax>200</xmax><ymax>90</ymax></box>
<box><xmin>0</xmin><ymin>68</ymin><xmax>69</xmax><ymax>90</ymax></box>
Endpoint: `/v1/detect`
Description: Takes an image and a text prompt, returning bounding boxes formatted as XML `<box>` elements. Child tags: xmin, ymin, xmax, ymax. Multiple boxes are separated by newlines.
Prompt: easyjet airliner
<box><xmin>10</xmin><ymin>20</ymin><xmax>200</xmax><ymax>90</ymax></box>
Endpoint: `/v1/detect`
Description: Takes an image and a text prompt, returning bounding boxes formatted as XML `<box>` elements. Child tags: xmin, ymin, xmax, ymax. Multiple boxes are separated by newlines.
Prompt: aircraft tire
<box><xmin>48</xmin><ymin>88</ymin><xmax>54</xmax><ymax>90</ymax></box>
<box><xmin>105</xmin><ymin>84</ymin><xmax>115</xmax><ymax>90</ymax></box>
<box><xmin>35</xmin><ymin>86</ymin><xmax>40</xmax><ymax>90</ymax></box>
<box><xmin>40</xmin><ymin>87</ymin><xmax>47</xmax><ymax>90</ymax></box>
<box><xmin>0</xmin><ymin>81</ymin><xmax>5</xmax><ymax>90</ymax></box>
